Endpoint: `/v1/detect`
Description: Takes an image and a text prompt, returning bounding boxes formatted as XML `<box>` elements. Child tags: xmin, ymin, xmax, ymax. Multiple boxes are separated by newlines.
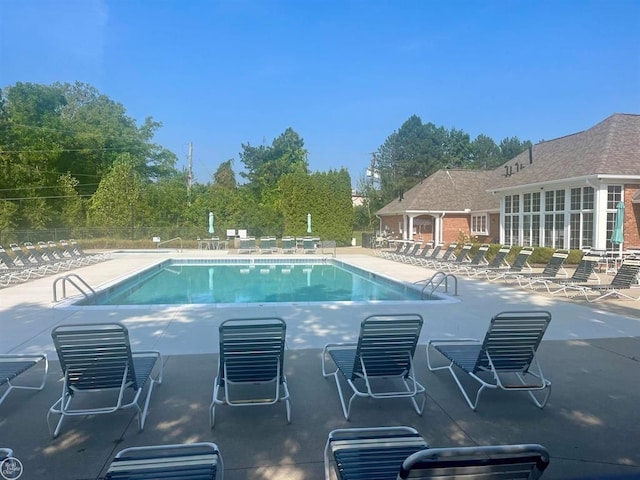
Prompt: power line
<box><xmin>1</xmin><ymin>194</ymin><xmax>94</xmax><ymax>201</ymax></box>
<box><xmin>0</xmin><ymin>184</ymin><xmax>100</xmax><ymax>192</ymax></box>
<box><xmin>0</xmin><ymin>147</ymin><xmax>139</xmax><ymax>154</ymax></box>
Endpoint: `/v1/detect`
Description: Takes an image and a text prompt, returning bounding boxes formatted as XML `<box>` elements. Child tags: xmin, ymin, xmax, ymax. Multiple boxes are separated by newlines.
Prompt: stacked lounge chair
<box><xmin>324</xmin><ymin>426</ymin><xmax>550</xmax><ymax>480</ymax></box>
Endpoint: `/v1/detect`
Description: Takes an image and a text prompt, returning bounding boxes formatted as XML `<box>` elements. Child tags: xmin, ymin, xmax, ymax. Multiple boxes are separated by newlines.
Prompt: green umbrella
<box><xmin>610</xmin><ymin>201</ymin><xmax>624</xmax><ymax>245</ymax></box>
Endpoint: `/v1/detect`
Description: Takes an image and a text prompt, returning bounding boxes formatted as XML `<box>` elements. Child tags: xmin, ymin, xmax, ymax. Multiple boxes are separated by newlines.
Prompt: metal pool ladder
<box><xmin>416</xmin><ymin>271</ymin><xmax>458</xmax><ymax>299</ymax></box>
<box><xmin>53</xmin><ymin>273</ymin><xmax>96</xmax><ymax>303</ymax></box>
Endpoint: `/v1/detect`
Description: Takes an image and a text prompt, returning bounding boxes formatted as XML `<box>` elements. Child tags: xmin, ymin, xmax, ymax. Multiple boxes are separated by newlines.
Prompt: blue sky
<box><xmin>1</xmin><ymin>0</ymin><xmax>639</xmax><ymax>187</ymax></box>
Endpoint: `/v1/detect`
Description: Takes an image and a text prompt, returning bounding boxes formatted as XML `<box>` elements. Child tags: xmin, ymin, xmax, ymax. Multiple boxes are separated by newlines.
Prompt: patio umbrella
<box><xmin>610</xmin><ymin>201</ymin><xmax>624</xmax><ymax>244</ymax></box>
<box><xmin>307</xmin><ymin>213</ymin><xmax>312</xmax><ymax>234</ymax></box>
<box><xmin>610</xmin><ymin>201</ymin><xmax>624</xmax><ymax>257</ymax></box>
<box><xmin>208</xmin><ymin>212</ymin><xmax>214</xmax><ymax>235</ymax></box>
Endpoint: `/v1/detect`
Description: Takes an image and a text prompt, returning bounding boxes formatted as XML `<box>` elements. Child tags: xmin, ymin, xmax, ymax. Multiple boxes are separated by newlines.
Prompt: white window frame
<box><xmin>471</xmin><ymin>213</ymin><xmax>488</xmax><ymax>235</ymax></box>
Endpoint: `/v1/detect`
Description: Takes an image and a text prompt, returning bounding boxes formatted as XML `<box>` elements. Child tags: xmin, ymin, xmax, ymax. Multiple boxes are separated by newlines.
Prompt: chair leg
<box><xmin>333</xmin><ymin>373</ymin><xmax>353</xmax><ymax>420</ymax></box>
<box><xmin>210</xmin><ymin>381</ymin><xmax>221</xmax><ymax>428</ymax></box>
<box><xmin>138</xmin><ymin>379</ymin><xmax>156</xmax><ymax>431</ymax></box>
<box><xmin>47</xmin><ymin>393</ymin><xmax>73</xmax><ymax>438</ymax></box>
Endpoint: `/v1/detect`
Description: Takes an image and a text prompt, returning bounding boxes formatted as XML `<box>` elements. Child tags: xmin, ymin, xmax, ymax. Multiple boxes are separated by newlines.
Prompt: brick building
<box><xmin>376</xmin><ymin>113</ymin><xmax>640</xmax><ymax>252</ymax></box>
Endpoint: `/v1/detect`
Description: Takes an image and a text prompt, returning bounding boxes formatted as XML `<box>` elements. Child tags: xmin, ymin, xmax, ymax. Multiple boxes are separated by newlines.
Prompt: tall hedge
<box><xmin>279</xmin><ymin>168</ymin><xmax>353</xmax><ymax>245</ymax></box>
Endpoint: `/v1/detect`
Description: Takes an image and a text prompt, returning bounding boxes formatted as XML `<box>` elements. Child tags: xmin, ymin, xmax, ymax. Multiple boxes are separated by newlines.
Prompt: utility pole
<box><xmin>187</xmin><ymin>142</ymin><xmax>193</xmax><ymax>206</ymax></box>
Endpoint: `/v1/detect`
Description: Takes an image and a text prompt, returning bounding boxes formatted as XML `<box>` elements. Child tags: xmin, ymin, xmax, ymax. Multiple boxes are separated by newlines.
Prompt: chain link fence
<box><xmin>1</xmin><ymin>227</ymin><xmax>204</xmax><ymax>248</ymax></box>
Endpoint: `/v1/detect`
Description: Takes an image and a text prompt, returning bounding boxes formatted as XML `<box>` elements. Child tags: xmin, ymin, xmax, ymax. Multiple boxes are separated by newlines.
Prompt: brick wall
<box><xmin>625</xmin><ymin>184</ymin><xmax>640</xmax><ymax>248</ymax></box>
<box><xmin>442</xmin><ymin>215</ymin><xmax>469</xmax><ymax>244</ymax></box>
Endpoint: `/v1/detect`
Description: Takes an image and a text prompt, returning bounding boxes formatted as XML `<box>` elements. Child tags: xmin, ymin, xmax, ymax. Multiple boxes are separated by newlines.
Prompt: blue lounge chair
<box><xmin>398</xmin><ymin>444</ymin><xmax>550</xmax><ymax>479</ymax></box>
<box><xmin>463</xmin><ymin>245</ymin><xmax>512</xmax><ymax>277</ymax></box>
<box><xmin>281</xmin><ymin>236</ymin><xmax>296</xmax><ymax>253</ymax></box>
<box><xmin>322</xmin><ymin>314</ymin><xmax>426</xmax><ymax>419</ymax></box>
<box><xmin>302</xmin><ymin>237</ymin><xmax>317</xmax><ymax>254</ymax></box>
<box><xmin>511</xmin><ymin>249</ymin><xmax>570</xmax><ymax>287</ymax></box>
<box><xmin>564</xmin><ymin>257</ymin><xmax>640</xmax><ymax>302</ymax></box>
<box><xmin>427</xmin><ymin>310</ymin><xmax>552</xmax><ymax>410</ymax></box>
<box><xmin>210</xmin><ymin>317</ymin><xmax>290</xmax><ymax>427</ymax></box>
<box><xmin>486</xmin><ymin>246</ymin><xmax>534</xmax><ymax>281</ymax></box>
<box><xmin>48</xmin><ymin>323</ymin><xmax>163</xmax><ymax>437</ymax></box>
<box><xmin>324</xmin><ymin>426</ymin><xmax>427</xmax><ymax>480</ymax></box>
<box><xmin>529</xmin><ymin>253</ymin><xmax>601</xmax><ymax>295</ymax></box>
<box><xmin>0</xmin><ymin>354</ymin><xmax>48</xmax><ymax>407</ymax></box>
<box><xmin>105</xmin><ymin>443</ymin><xmax>223</xmax><ymax>480</ymax></box>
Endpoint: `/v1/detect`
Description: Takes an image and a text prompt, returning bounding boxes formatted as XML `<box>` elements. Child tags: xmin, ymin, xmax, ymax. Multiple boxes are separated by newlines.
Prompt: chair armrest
<box><xmin>427</xmin><ymin>338</ymin><xmax>478</xmax><ymax>346</ymax></box>
<box><xmin>0</xmin><ymin>353</ymin><xmax>47</xmax><ymax>362</ymax></box>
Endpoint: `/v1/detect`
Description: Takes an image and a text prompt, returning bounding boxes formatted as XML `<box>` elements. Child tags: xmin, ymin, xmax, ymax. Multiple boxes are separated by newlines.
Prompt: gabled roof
<box><xmin>489</xmin><ymin>113</ymin><xmax>640</xmax><ymax>191</ymax></box>
<box><xmin>377</xmin><ymin>113</ymin><xmax>640</xmax><ymax>216</ymax></box>
<box><xmin>376</xmin><ymin>169</ymin><xmax>498</xmax><ymax>215</ymax></box>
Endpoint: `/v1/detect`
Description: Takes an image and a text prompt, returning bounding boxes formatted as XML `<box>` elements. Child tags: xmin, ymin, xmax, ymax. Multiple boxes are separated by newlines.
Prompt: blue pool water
<box><xmin>81</xmin><ymin>259</ymin><xmax>427</xmax><ymax>305</ymax></box>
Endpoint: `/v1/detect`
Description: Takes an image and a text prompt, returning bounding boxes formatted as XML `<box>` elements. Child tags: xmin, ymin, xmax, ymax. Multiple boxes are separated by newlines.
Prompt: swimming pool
<box><xmin>76</xmin><ymin>258</ymin><xmax>436</xmax><ymax>306</ymax></box>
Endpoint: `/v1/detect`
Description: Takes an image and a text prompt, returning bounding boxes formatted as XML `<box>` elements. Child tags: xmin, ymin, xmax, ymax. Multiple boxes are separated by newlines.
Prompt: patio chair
<box><xmin>302</xmin><ymin>237</ymin><xmax>317</xmax><ymax>254</ymax></box>
<box><xmin>259</xmin><ymin>236</ymin><xmax>277</xmax><ymax>253</ymax></box>
<box><xmin>408</xmin><ymin>241</ymin><xmax>434</xmax><ymax>265</ymax></box>
<box><xmin>69</xmin><ymin>238</ymin><xmax>110</xmax><ymax>262</ymax></box>
<box><xmin>23</xmin><ymin>241</ymin><xmax>71</xmax><ymax>273</ymax></box>
<box><xmin>389</xmin><ymin>241</ymin><xmax>414</xmax><ymax>261</ymax></box>
<box><xmin>529</xmin><ymin>253</ymin><xmax>601</xmax><ymax>295</ymax></box>
<box><xmin>486</xmin><ymin>246</ymin><xmax>534</xmax><ymax>281</ymax></box>
<box><xmin>46</xmin><ymin>240</ymin><xmax>84</xmax><ymax>268</ymax></box>
<box><xmin>463</xmin><ymin>245</ymin><xmax>512</xmax><ymax>277</ymax></box>
<box><xmin>322</xmin><ymin>313</ymin><xmax>426</xmax><ymax>419</ymax></box>
<box><xmin>210</xmin><ymin>317</ymin><xmax>291</xmax><ymax>427</ymax></box>
<box><xmin>281</xmin><ymin>236</ymin><xmax>296</xmax><ymax>253</ymax></box>
<box><xmin>426</xmin><ymin>310</ymin><xmax>552</xmax><ymax>410</ymax></box>
<box><xmin>563</xmin><ymin>257</ymin><xmax>640</xmax><ymax>302</ymax></box>
<box><xmin>105</xmin><ymin>442</ymin><xmax>223</xmax><ymax>480</ymax></box>
<box><xmin>237</xmin><ymin>237</ymin><xmax>257</xmax><ymax>254</ymax></box>
<box><xmin>436</xmin><ymin>243</ymin><xmax>473</xmax><ymax>271</ymax></box>
<box><xmin>398</xmin><ymin>444</ymin><xmax>550</xmax><ymax>479</ymax></box>
<box><xmin>422</xmin><ymin>242</ymin><xmax>458</xmax><ymax>268</ymax></box>
<box><xmin>379</xmin><ymin>240</ymin><xmax>403</xmax><ymax>259</ymax></box>
<box><xmin>511</xmin><ymin>249</ymin><xmax>570</xmax><ymax>287</ymax></box>
<box><xmin>396</xmin><ymin>242</ymin><xmax>422</xmax><ymax>263</ymax></box>
<box><xmin>324</xmin><ymin>426</ymin><xmax>428</xmax><ymax>480</ymax></box>
<box><xmin>8</xmin><ymin>243</ymin><xmax>50</xmax><ymax>277</ymax></box>
<box><xmin>0</xmin><ymin>353</ymin><xmax>48</xmax><ymax>407</ymax></box>
<box><xmin>453</xmin><ymin>243</ymin><xmax>491</xmax><ymax>274</ymax></box>
<box><xmin>47</xmin><ymin>322</ymin><xmax>163</xmax><ymax>438</ymax></box>
<box><xmin>58</xmin><ymin>239</ymin><xmax>92</xmax><ymax>265</ymax></box>
<box><xmin>0</xmin><ymin>245</ymin><xmax>35</xmax><ymax>284</ymax></box>
<box><xmin>415</xmin><ymin>244</ymin><xmax>442</xmax><ymax>267</ymax></box>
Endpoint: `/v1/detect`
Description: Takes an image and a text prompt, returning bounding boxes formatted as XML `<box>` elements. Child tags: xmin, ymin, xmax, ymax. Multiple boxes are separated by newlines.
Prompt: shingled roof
<box><xmin>377</xmin><ymin>113</ymin><xmax>640</xmax><ymax>216</ymax></box>
<box><xmin>489</xmin><ymin>113</ymin><xmax>640</xmax><ymax>191</ymax></box>
<box><xmin>376</xmin><ymin>169</ymin><xmax>498</xmax><ymax>215</ymax></box>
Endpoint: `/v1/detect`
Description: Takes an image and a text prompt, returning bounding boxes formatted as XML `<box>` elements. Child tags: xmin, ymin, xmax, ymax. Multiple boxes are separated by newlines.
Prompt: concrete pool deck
<box><xmin>0</xmin><ymin>247</ymin><xmax>639</xmax><ymax>479</ymax></box>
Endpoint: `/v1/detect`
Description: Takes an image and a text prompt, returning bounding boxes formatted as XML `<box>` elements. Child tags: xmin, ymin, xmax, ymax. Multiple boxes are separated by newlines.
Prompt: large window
<box><xmin>569</xmin><ymin>187</ymin><xmax>594</xmax><ymax>249</ymax></box>
<box><xmin>543</xmin><ymin>189</ymin><xmax>565</xmax><ymax>248</ymax></box>
<box><xmin>522</xmin><ymin>192</ymin><xmax>541</xmax><ymax>246</ymax></box>
<box><xmin>504</xmin><ymin>195</ymin><xmax>520</xmax><ymax>245</ymax></box>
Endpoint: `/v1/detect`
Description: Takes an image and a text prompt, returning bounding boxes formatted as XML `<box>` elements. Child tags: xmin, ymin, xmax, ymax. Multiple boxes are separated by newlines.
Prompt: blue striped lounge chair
<box><xmin>210</xmin><ymin>317</ymin><xmax>290</xmax><ymax>427</ymax></box>
<box><xmin>398</xmin><ymin>444</ymin><xmax>550</xmax><ymax>479</ymax></box>
<box><xmin>105</xmin><ymin>443</ymin><xmax>223</xmax><ymax>480</ymax></box>
<box><xmin>427</xmin><ymin>310</ymin><xmax>552</xmax><ymax>410</ymax></box>
<box><xmin>324</xmin><ymin>426</ymin><xmax>427</xmax><ymax>480</ymax></box>
<box><xmin>0</xmin><ymin>353</ymin><xmax>48</xmax><ymax>407</ymax></box>
<box><xmin>563</xmin><ymin>257</ymin><xmax>640</xmax><ymax>302</ymax></box>
<box><xmin>322</xmin><ymin>314</ymin><xmax>426</xmax><ymax>419</ymax></box>
<box><xmin>48</xmin><ymin>323</ymin><xmax>163</xmax><ymax>437</ymax></box>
